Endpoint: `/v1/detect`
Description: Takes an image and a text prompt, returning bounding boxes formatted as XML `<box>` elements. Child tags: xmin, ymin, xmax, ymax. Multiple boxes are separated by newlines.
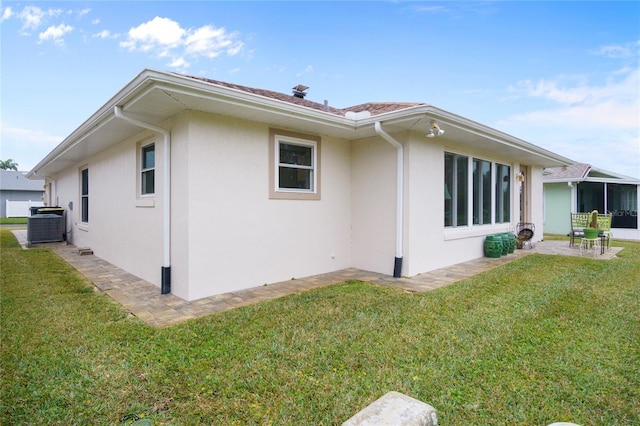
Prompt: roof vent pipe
<box><xmin>374</xmin><ymin>121</ymin><xmax>404</xmax><ymax>278</ymax></box>
<box><xmin>292</xmin><ymin>84</ymin><xmax>309</xmax><ymax>99</ymax></box>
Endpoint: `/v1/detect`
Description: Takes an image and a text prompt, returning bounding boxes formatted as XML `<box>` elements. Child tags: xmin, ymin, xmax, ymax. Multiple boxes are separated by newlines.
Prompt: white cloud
<box><xmin>120</xmin><ymin>16</ymin><xmax>244</xmax><ymax>69</ymax></box>
<box><xmin>498</xmin><ymin>48</ymin><xmax>640</xmax><ymax>177</ymax></box>
<box><xmin>1</xmin><ymin>6</ymin><xmax>13</xmax><ymax>21</ymax></box>
<box><xmin>17</xmin><ymin>6</ymin><xmax>62</xmax><ymax>31</ymax></box>
<box><xmin>504</xmin><ymin>65</ymin><xmax>639</xmax><ymax>129</ymax></box>
<box><xmin>18</xmin><ymin>5</ymin><xmax>45</xmax><ymax>30</ymax></box>
<box><xmin>121</xmin><ymin>16</ymin><xmax>185</xmax><ymax>52</ymax></box>
<box><xmin>169</xmin><ymin>57</ymin><xmax>189</xmax><ymax>69</ymax></box>
<box><xmin>39</xmin><ymin>24</ymin><xmax>73</xmax><ymax>46</ymax></box>
<box><xmin>92</xmin><ymin>30</ymin><xmax>118</xmax><ymax>40</ymax></box>
<box><xmin>591</xmin><ymin>40</ymin><xmax>640</xmax><ymax>59</ymax></box>
<box><xmin>185</xmin><ymin>25</ymin><xmax>242</xmax><ymax>58</ymax></box>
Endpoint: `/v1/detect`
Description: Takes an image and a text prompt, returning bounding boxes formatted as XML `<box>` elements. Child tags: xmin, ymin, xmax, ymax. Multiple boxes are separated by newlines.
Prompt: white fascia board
<box><xmin>543</xmin><ymin>178</ymin><xmax>585</xmax><ymax>184</ymax></box>
<box><xmin>584</xmin><ymin>176</ymin><xmax>640</xmax><ymax>184</ymax></box>
<box><xmin>140</xmin><ymin>70</ymin><xmax>358</xmax><ymax>130</ymax></box>
<box><xmin>360</xmin><ymin>104</ymin><xmax>574</xmax><ymax>166</ymax></box>
<box><xmin>586</xmin><ymin>166</ymin><xmax>640</xmax><ymax>183</ymax></box>
<box><xmin>28</xmin><ymin>68</ymin><xmax>352</xmax><ymax>178</ymax></box>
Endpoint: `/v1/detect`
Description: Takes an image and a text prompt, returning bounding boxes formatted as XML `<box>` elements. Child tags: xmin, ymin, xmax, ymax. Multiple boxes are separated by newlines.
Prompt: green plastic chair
<box><xmin>569</xmin><ymin>212</ymin><xmax>589</xmax><ymax>247</ymax></box>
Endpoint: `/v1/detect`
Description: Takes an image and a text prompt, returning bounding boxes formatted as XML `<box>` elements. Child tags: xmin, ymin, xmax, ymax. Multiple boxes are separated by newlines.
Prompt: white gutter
<box><xmin>374</xmin><ymin>121</ymin><xmax>403</xmax><ymax>278</ymax></box>
<box><xmin>114</xmin><ymin>106</ymin><xmax>172</xmax><ymax>294</ymax></box>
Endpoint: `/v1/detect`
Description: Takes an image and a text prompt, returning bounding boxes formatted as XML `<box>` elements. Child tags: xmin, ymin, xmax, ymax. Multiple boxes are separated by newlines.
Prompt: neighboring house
<box><xmin>543</xmin><ymin>162</ymin><xmax>640</xmax><ymax>241</ymax></box>
<box><xmin>27</xmin><ymin>69</ymin><xmax>572</xmax><ymax>301</ymax></box>
<box><xmin>0</xmin><ymin>170</ymin><xmax>44</xmax><ymax>217</ymax></box>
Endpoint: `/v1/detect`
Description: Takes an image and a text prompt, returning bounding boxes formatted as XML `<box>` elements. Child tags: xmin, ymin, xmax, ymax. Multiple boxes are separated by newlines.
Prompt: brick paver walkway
<box><xmin>11</xmin><ymin>230</ymin><xmax>622</xmax><ymax>327</ymax></box>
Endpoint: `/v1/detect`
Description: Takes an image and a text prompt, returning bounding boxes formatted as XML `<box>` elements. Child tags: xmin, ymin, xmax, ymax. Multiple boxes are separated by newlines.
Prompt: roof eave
<box><xmin>29</xmin><ymin>68</ymin><xmax>574</xmax><ymax>177</ymax></box>
<box><xmin>362</xmin><ymin>105</ymin><xmax>573</xmax><ymax>168</ymax></box>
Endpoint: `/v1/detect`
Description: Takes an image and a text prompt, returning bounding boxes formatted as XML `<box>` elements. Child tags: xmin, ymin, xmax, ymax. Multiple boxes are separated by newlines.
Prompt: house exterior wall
<box><xmin>543</xmin><ymin>182</ymin><xmax>571</xmax><ymax>235</ymax></box>
<box><xmin>177</xmin><ymin>112</ymin><xmax>353</xmax><ymax>300</ymax></box>
<box><xmin>404</xmin><ymin>133</ymin><xmax>443</xmax><ymax>276</ymax></box>
<box><xmin>48</xmin><ymin>131</ymin><xmax>165</xmax><ymax>289</ymax></box>
<box><xmin>351</xmin><ymin>136</ymin><xmax>397</xmax><ymax>276</ymax></box>
<box><xmin>411</xmin><ymin>137</ymin><xmax>522</xmax><ymax>272</ymax></box>
<box><xmin>42</xmin><ymin>109</ymin><xmax>555</xmax><ymax>301</ymax></box>
<box><xmin>529</xmin><ymin>166</ymin><xmax>546</xmax><ymax>241</ymax></box>
<box><xmin>350</xmin><ymin>131</ymin><xmax>542</xmax><ymax>278</ymax></box>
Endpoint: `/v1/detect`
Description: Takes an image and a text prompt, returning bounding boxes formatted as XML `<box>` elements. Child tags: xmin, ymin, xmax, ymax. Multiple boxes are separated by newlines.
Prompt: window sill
<box><xmin>444</xmin><ymin>224</ymin><xmax>512</xmax><ymax>241</ymax></box>
<box><xmin>136</xmin><ymin>198</ymin><xmax>155</xmax><ymax>208</ymax></box>
<box><xmin>269</xmin><ymin>191</ymin><xmax>320</xmax><ymax>201</ymax></box>
<box><xmin>78</xmin><ymin>223</ymin><xmax>89</xmax><ymax>232</ymax></box>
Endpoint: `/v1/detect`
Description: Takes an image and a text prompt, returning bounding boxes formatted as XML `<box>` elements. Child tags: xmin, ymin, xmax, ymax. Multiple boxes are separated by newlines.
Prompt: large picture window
<box><xmin>81</xmin><ymin>168</ymin><xmax>89</xmax><ymax>223</ymax></box>
<box><xmin>141</xmin><ymin>143</ymin><xmax>155</xmax><ymax>195</ymax></box>
<box><xmin>269</xmin><ymin>128</ymin><xmax>321</xmax><ymax>200</ymax></box>
<box><xmin>445</xmin><ymin>153</ymin><xmax>511</xmax><ymax>227</ymax></box>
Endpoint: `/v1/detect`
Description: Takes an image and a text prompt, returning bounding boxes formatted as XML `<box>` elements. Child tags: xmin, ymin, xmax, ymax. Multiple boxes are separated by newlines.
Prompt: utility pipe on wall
<box><xmin>114</xmin><ymin>106</ymin><xmax>172</xmax><ymax>294</ymax></box>
<box><xmin>374</xmin><ymin>121</ymin><xmax>404</xmax><ymax>278</ymax></box>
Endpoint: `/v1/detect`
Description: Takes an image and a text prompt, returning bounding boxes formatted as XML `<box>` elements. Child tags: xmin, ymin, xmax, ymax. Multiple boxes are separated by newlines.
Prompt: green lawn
<box><xmin>0</xmin><ymin>217</ymin><xmax>27</xmax><ymax>225</ymax></box>
<box><xmin>1</xmin><ymin>229</ymin><xmax>639</xmax><ymax>425</ymax></box>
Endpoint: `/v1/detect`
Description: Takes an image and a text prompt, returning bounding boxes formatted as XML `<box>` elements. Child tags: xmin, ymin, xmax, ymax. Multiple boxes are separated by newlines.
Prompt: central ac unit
<box><xmin>27</xmin><ymin>214</ymin><xmax>65</xmax><ymax>244</ymax></box>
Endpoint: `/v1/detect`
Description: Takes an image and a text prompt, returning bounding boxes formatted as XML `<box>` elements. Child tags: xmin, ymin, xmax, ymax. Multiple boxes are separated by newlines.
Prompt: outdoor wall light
<box><xmin>426</xmin><ymin>121</ymin><xmax>445</xmax><ymax>138</ymax></box>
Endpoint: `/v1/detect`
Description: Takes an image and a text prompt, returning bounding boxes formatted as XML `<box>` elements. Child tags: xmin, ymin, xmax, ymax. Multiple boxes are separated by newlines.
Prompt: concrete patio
<box><xmin>11</xmin><ymin>230</ymin><xmax>623</xmax><ymax>327</ymax></box>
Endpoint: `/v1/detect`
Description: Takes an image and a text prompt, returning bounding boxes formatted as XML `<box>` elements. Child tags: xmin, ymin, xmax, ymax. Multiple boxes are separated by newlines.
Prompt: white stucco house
<box><xmin>543</xmin><ymin>162</ymin><xmax>640</xmax><ymax>241</ymax></box>
<box><xmin>28</xmin><ymin>69</ymin><xmax>572</xmax><ymax>301</ymax></box>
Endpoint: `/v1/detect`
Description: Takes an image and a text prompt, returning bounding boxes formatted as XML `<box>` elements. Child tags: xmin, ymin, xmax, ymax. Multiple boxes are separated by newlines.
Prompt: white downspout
<box><xmin>374</xmin><ymin>121</ymin><xmax>403</xmax><ymax>278</ymax></box>
<box><xmin>114</xmin><ymin>106</ymin><xmax>172</xmax><ymax>294</ymax></box>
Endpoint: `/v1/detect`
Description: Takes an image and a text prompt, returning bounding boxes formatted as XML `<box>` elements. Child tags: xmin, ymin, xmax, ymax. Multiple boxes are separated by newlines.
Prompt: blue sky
<box><xmin>1</xmin><ymin>1</ymin><xmax>639</xmax><ymax>178</ymax></box>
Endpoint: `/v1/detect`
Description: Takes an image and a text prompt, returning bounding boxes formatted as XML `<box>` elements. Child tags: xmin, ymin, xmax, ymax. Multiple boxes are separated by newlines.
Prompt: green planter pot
<box><xmin>484</xmin><ymin>235</ymin><xmax>503</xmax><ymax>258</ymax></box>
<box><xmin>503</xmin><ymin>232</ymin><xmax>516</xmax><ymax>253</ymax></box>
<box><xmin>499</xmin><ymin>233</ymin><xmax>510</xmax><ymax>255</ymax></box>
<box><xmin>583</xmin><ymin>228</ymin><xmax>599</xmax><ymax>239</ymax></box>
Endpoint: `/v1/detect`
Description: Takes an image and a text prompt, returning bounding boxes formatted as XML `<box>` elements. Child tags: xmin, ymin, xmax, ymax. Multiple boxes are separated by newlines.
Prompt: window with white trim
<box><xmin>473</xmin><ymin>158</ymin><xmax>492</xmax><ymax>225</ymax></box>
<box><xmin>495</xmin><ymin>163</ymin><xmax>511</xmax><ymax>223</ymax></box>
<box><xmin>81</xmin><ymin>168</ymin><xmax>89</xmax><ymax>223</ymax></box>
<box><xmin>278</xmin><ymin>140</ymin><xmax>315</xmax><ymax>191</ymax></box>
<box><xmin>445</xmin><ymin>152</ymin><xmax>511</xmax><ymax>227</ymax></box>
<box><xmin>141</xmin><ymin>143</ymin><xmax>155</xmax><ymax>195</ymax></box>
<box><xmin>269</xmin><ymin>128</ymin><xmax>321</xmax><ymax>200</ymax></box>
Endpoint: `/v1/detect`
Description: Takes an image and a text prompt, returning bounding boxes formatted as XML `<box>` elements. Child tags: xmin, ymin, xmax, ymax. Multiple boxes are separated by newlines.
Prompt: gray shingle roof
<box><xmin>543</xmin><ymin>162</ymin><xmax>591</xmax><ymax>180</ymax></box>
<box><xmin>0</xmin><ymin>170</ymin><xmax>45</xmax><ymax>191</ymax></box>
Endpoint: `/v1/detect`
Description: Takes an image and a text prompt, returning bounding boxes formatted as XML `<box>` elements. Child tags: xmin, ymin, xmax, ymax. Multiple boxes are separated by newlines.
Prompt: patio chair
<box><xmin>596</xmin><ymin>213</ymin><xmax>613</xmax><ymax>249</ymax></box>
<box><xmin>569</xmin><ymin>212</ymin><xmax>589</xmax><ymax>247</ymax></box>
<box><xmin>516</xmin><ymin>222</ymin><xmax>535</xmax><ymax>249</ymax></box>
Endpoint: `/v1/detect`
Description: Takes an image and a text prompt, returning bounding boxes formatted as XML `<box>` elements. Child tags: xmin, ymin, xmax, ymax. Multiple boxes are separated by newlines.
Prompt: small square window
<box><xmin>269</xmin><ymin>128</ymin><xmax>321</xmax><ymax>200</ymax></box>
<box><xmin>278</xmin><ymin>143</ymin><xmax>314</xmax><ymax>190</ymax></box>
